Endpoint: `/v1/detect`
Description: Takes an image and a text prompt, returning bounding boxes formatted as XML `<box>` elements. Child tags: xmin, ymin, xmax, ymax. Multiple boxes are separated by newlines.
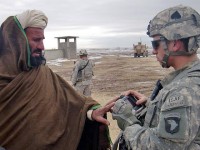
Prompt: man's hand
<box><xmin>122</xmin><ymin>90</ymin><xmax>148</xmax><ymax>105</ymax></box>
<box><xmin>91</xmin><ymin>102</ymin><xmax>115</xmax><ymax>125</ymax></box>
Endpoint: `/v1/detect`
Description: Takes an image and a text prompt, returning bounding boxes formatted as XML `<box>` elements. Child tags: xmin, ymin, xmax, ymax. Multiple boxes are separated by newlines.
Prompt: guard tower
<box><xmin>55</xmin><ymin>36</ymin><xmax>79</xmax><ymax>59</ymax></box>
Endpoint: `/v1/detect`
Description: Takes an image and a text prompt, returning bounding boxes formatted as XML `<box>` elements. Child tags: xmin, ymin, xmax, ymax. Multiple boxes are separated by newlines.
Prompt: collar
<box><xmin>161</xmin><ymin>59</ymin><xmax>200</xmax><ymax>87</ymax></box>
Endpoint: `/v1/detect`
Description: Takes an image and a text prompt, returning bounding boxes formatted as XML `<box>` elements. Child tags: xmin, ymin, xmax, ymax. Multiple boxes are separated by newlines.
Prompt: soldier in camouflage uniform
<box><xmin>112</xmin><ymin>5</ymin><xmax>200</xmax><ymax>149</ymax></box>
<box><xmin>71</xmin><ymin>49</ymin><xmax>95</xmax><ymax>96</ymax></box>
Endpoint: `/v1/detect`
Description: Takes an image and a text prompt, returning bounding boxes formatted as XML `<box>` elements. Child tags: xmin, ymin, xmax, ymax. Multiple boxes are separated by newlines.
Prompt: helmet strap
<box><xmin>161</xmin><ymin>51</ymin><xmax>170</xmax><ymax>68</ymax></box>
<box><xmin>160</xmin><ymin>37</ymin><xmax>170</xmax><ymax>68</ymax></box>
<box><xmin>160</xmin><ymin>36</ymin><xmax>198</xmax><ymax>68</ymax></box>
<box><xmin>188</xmin><ymin>36</ymin><xmax>200</xmax><ymax>54</ymax></box>
<box><xmin>166</xmin><ymin>36</ymin><xmax>198</xmax><ymax>57</ymax></box>
<box><xmin>169</xmin><ymin>51</ymin><xmax>195</xmax><ymax>56</ymax></box>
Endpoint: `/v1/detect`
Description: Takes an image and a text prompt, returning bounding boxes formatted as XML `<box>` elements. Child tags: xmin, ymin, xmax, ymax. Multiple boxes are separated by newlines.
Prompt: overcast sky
<box><xmin>1</xmin><ymin>0</ymin><xmax>200</xmax><ymax>49</ymax></box>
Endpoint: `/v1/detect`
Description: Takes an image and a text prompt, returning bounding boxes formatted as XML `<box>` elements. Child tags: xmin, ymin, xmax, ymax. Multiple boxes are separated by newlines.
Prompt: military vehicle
<box><xmin>133</xmin><ymin>42</ymin><xmax>148</xmax><ymax>57</ymax></box>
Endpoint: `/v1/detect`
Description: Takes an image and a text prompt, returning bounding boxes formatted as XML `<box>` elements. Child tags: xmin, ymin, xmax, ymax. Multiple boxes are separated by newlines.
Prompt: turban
<box><xmin>16</xmin><ymin>9</ymin><xmax>48</xmax><ymax>29</ymax></box>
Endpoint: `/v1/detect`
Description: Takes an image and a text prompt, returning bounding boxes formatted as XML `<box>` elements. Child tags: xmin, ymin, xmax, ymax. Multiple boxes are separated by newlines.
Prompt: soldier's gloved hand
<box><xmin>112</xmin><ymin>97</ymin><xmax>141</xmax><ymax>131</ymax></box>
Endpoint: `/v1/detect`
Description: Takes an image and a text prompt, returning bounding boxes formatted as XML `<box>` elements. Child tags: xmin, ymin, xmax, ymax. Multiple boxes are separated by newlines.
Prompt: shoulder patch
<box><xmin>162</xmin><ymin>94</ymin><xmax>189</xmax><ymax>111</ymax></box>
<box><xmin>158</xmin><ymin>107</ymin><xmax>189</xmax><ymax>141</ymax></box>
<box><xmin>164</xmin><ymin>113</ymin><xmax>180</xmax><ymax>134</ymax></box>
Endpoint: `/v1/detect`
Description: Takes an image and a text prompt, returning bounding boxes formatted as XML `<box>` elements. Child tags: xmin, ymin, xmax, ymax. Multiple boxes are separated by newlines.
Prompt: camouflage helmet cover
<box><xmin>79</xmin><ymin>49</ymin><xmax>88</xmax><ymax>56</ymax></box>
<box><xmin>147</xmin><ymin>5</ymin><xmax>200</xmax><ymax>40</ymax></box>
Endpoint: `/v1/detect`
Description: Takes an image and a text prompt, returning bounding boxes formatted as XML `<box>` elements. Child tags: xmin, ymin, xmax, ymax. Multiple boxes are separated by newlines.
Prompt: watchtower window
<box><xmin>69</xmin><ymin>38</ymin><xmax>74</xmax><ymax>42</ymax></box>
<box><xmin>60</xmin><ymin>39</ymin><xmax>65</xmax><ymax>43</ymax></box>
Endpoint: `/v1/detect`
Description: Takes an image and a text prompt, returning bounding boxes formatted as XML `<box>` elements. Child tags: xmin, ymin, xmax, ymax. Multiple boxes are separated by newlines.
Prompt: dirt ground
<box><xmin>47</xmin><ymin>54</ymin><xmax>173</xmax><ymax>142</ymax></box>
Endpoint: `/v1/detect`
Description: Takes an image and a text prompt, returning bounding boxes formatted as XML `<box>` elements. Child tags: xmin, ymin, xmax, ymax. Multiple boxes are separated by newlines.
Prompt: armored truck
<box><xmin>133</xmin><ymin>42</ymin><xmax>148</xmax><ymax>57</ymax></box>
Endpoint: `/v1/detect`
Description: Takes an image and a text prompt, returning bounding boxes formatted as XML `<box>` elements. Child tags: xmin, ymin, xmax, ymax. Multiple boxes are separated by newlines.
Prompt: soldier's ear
<box><xmin>173</xmin><ymin>40</ymin><xmax>182</xmax><ymax>52</ymax></box>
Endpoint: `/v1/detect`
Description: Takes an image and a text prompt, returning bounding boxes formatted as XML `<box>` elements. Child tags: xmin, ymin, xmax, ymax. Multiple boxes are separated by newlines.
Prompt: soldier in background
<box><xmin>112</xmin><ymin>5</ymin><xmax>200</xmax><ymax>149</ymax></box>
<box><xmin>71</xmin><ymin>49</ymin><xmax>95</xmax><ymax>96</ymax></box>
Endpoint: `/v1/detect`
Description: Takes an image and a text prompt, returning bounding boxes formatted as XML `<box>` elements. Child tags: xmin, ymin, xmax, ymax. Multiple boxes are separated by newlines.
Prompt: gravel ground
<box><xmin>47</xmin><ymin>52</ymin><xmax>173</xmax><ymax>142</ymax></box>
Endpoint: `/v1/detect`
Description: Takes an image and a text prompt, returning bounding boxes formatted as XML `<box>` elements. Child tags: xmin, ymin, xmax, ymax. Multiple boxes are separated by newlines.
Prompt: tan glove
<box><xmin>112</xmin><ymin>96</ymin><xmax>141</xmax><ymax>131</ymax></box>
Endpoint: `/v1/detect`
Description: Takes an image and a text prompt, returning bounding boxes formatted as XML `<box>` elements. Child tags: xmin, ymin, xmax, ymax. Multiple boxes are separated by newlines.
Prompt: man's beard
<box><xmin>30</xmin><ymin>53</ymin><xmax>46</xmax><ymax>67</ymax></box>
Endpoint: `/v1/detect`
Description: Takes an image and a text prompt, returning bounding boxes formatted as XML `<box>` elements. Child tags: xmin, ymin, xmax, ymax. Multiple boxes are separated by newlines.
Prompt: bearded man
<box><xmin>0</xmin><ymin>10</ymin><xmax>113</xmax><ymax>150</ymax></box>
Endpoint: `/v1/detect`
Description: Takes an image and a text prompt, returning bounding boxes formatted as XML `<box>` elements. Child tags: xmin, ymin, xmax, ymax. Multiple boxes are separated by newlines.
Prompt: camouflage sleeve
<box><xmin>123</xmin><ymin>86</ymin><xmax>200</xmax><ymax>150</ymax></box>
<box><xmin>71</xmin><ymin>61</ymin><xmax>80</xmax><ymax>85</ymax></box>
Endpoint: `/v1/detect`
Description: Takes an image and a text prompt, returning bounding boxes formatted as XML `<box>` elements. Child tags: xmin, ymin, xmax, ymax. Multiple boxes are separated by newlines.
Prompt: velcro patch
<box><xmin>164</xmin><ymin>113</ymin><xmax>180</xmax><ymax>134</ymax></box>
<box><xmin>162</xmin><ymin>94</ymin><xmax>189</xmax><ymax>111</ymax></box>
<box><xmin>158</xmin><ymin>108</ymin><xmax>189</xmax><ymax>141</ymax></box>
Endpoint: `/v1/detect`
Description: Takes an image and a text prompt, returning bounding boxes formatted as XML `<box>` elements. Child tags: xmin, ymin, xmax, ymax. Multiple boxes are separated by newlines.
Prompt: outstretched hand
<box><xmin>91</xmin><ymin>101</ymin><xmax>115</xmax><ymax>125</ymax></box>
<box><xmin>91</xmin><ymin>91</ymin><xmax>147</xmax><ymax>126</ymax></box>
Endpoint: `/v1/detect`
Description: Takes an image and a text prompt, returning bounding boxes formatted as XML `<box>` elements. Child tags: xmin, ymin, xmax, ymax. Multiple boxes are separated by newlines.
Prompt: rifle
<box><xmin>150</xmin><ymin>79</ymin><xmax>163</xmax><ymax>101</ymax></box>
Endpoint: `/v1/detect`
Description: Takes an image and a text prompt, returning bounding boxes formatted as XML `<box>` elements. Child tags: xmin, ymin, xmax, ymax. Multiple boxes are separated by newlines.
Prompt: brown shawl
<box><xmin>0</xmin><ymin>17</ymin><xmax>110</xmax><ymax>150</ymax></box>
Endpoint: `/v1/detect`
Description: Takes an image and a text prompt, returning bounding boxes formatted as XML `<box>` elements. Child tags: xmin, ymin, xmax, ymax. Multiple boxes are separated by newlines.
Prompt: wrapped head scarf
<box><xmin>16</xmin><ymin>9</ymin><xmax>48</xmax><ymax>29</ymax></box>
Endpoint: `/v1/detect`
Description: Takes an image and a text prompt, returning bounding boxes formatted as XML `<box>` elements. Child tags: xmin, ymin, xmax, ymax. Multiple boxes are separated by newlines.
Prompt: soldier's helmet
<box><xmin>79</xmin><ymin>49</ymin><xmax>88</xmax><ymax>56</ymax></box>
<box><xmin>147</xmin><ymin>5</ymin><xmax>200</xmax><ymax>41</ymax></box>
